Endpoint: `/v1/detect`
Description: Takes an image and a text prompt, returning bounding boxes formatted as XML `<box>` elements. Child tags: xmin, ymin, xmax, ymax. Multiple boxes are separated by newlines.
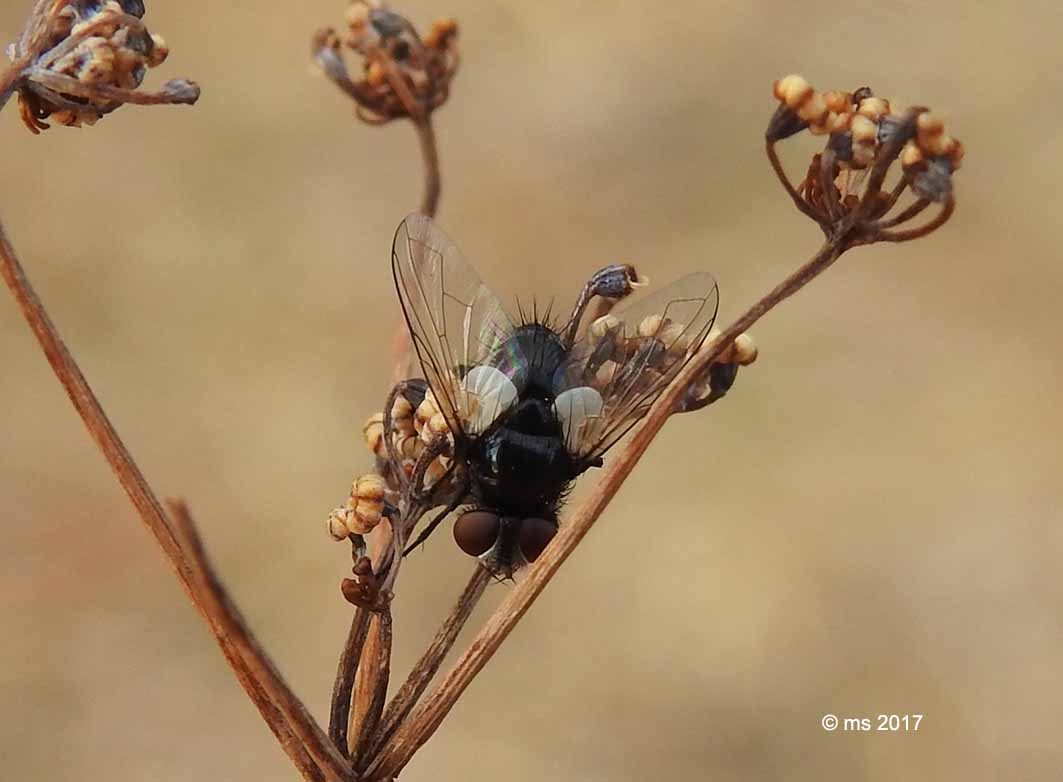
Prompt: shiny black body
<box><xmin>458</xmin><ymin>323</ymin><xmax>587</xmax><ymax>524</ymax></box>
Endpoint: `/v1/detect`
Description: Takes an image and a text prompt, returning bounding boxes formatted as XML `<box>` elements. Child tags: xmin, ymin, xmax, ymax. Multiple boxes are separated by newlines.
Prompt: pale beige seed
<box><xmin>363</xmin><ymin>412</ymin><xmax>385</xmax><ymax>455</ymax></box>
<box><xmin>857</xmin><ymin>96</ymin><xmax>890</xmax><ymax>121</ymax></box>
<box><xmin>901</xmin><ymin>142</ymin><xmax>924</xmax><ymax>169</ymax></box>
<box><xmin>327</xmin><ymin>508</ymin><xmax>351</xmax><ymax>541</ymax></box>
<box><xmin>637</xmin><ymin>314</ymin><xmax>666</xmax><ymax>338</ymax></box>
<box><xmin>733</xmin><ymin>333</ymin><xmax>758</xmax><ymax>365</ymax></box>
<box><xmin>773</xmin><ymin>74</ymin><xmax>812</xmax><ymax>108</ymax></box>
<box><xmin>588</xmin><ymin>314</ymin><xmax>621</xmax><ymax>341</ymax></box>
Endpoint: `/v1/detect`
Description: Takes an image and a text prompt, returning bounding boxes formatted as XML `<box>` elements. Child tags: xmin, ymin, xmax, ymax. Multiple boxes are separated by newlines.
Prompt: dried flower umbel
<box><xmin>766</xmin><ymin>74</ymin><xmax>962</xmax><ymax>244</ymax></box>
<box><xmin>312</xmin><ymin>1</ymin><xmax>458</xmax><ymax>217</ymax></box>
<box><xmin>2</xmin><ymin>0</ymin><xmax>199</xmax><ymax>134</ymax></box>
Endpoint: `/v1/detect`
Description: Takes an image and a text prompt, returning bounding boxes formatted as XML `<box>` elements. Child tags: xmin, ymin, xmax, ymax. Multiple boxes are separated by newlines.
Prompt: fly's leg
<box><xmin>561</xmin><ymin>264</ymin><xmax>644</xmax><ymax>349</ymax></box>
<box><xmin>408</xmin><ymin>432</ymin><xmax>453</xmax><ymax>503</ymax></box>
<box><xmin>403</xmin><ymin>489</ymin><xmax>466</xmax><ymax>556</ymax></box>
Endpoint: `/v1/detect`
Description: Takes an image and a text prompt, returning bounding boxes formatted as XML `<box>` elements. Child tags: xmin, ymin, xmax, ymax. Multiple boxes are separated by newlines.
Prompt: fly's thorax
<box><xmin>490</xmin><ymin>323</ymin><xmax>568</xmax><ymax>399</ymax></box>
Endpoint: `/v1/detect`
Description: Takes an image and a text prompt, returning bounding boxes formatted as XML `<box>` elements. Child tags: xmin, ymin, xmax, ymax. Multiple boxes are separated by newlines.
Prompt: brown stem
<box><xmin>0</xmin><ymin>57</ymin><xmax>31</xmax><ymax>112</ymax></box>
<box><xmin>876</xmin><ymin>197</ymin><xmax>929</xmax><ymax>229</ymax></box>
<box><xmin>167</xmin><ymin>501</ymin><xmax>352</xmax><ymax>782</ymax></box>
<box><xmin>0</xmin><ymin>219</ymin><xmax>341</xmax><ymax>782</ymax></box>
<box><xmin>877</xmin><ymin>198</ymin><xmax>954</xmax><ymax>243</ymax></box>
<box><xmin>349</xmin><ymin>610</ymin><xmax>394</xmax><ymax>770</ymax></box>
<box><xmin>329</xmin><ymin>608</ymin><xmax>373</xmax><ymax>756</ymax></box>
<box><xmin>364</xmin><ymin>237</ymin><xmax>848</xmax><ymax>780</ymax></box>
<box><xmin>369</xmin><ymin>565</ymin><xmax>489</xmax><ymax>758</ymax></box>
<box><xmin>414</xmin><ymin>116</ymin><xmax>441</xmax><ymax>217</ymax></box>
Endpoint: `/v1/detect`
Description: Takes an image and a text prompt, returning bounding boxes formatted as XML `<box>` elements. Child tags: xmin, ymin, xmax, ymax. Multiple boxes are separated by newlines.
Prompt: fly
<box><xmin>390</xmin><ymin>214</ymin><xmax>720</xmax><ymax>577</ymax></box>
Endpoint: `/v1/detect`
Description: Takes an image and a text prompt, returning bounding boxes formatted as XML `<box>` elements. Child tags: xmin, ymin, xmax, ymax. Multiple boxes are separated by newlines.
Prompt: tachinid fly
<box><xmin>392</xmin><ymin>214</ymin><xmax>719</xmax><ymax>577</ymax></box>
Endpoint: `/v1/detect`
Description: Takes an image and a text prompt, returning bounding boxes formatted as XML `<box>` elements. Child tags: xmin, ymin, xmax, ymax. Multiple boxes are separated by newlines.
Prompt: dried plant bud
<box><xmin>389</xmin><ymin>393</ymin><xmax>416</xmax><ymax>434</ymax></box>
<box><xmin>421</xmin><ymin>411</ymin><xmax>451</xmax><ymax>445</ymax></box>
<box><xmin>900</xmin><ymin>113</ymin><xmax>964</xmax><ymax>203</ymax></box>
<box><xmin>327</xmin><ymin>507</ymin><xmax>352</xmax><ymax>541</ymax></box>
<box><xmin>313</xmin><ymin>1</ymin><xmax>459</xmax><ymax>125</ymax></box>
<box><xmin>363</xmin><ymin>412</ymin><xmax>386</xmax><ymax>456</ymax></box>
<box><xmin>6</xmin><ymin>0</ymin><xmax>199</xmax><ymax>134</ymax></box>
<box><xmin>347</xmin><ymin>473</ymin><xmax>387</xmax><ymax>534</ymax></box>
<box><xmin>588</xmin><ymin>314</ymin><xmax>622</xmax><ymax>342</ymax></box>
<box><xmin>414</xmin><ymin>390</ymin><xmax>435</xmax><ymax>430</ymax></box>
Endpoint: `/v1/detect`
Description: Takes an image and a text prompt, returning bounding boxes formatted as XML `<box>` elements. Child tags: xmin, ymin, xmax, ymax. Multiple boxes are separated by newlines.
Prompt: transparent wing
<box><xmin>391</xmin><ymin>214</ymin><xmax>522</xmax><ymax>438</ymax></box>
<box><xmin>552</xmin><ymin>272</ymin><xmax>719</xmax><ymax>461</ymax></box>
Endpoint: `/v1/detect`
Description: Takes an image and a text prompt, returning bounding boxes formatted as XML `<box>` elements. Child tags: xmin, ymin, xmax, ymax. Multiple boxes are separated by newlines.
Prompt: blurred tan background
<box><xmin>2</xmin><ymin>1</ymin><xmax>1060</xmax><ymax>779</ymax></box>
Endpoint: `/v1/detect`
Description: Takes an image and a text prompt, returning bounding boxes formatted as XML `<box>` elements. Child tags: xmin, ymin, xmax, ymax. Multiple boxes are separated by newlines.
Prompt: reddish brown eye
<box><xmin>453</xmin><ymin>511</ymin><xmax>500</xmax><ymax>557</ymax></box>
<box><xmin>518</xmin><ymin>517</ymin><xmax>557</xmax><ymax>563</ymax></box>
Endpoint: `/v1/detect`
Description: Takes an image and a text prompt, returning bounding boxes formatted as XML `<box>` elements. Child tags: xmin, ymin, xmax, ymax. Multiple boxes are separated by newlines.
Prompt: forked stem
<box><xmin>0</xmin><ymin>216</ymin><xmax>347</xmax><ymax>782</ymax></box>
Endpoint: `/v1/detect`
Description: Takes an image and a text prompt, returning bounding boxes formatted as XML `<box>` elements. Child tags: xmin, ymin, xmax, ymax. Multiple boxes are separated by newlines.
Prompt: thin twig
<box><xmin>329</xmin><ymin>608</ymin><xmax>373</xmax><ymax>756</ymax></box>
<box><xmin>765</xmin><ymin>139</ymin><xmax>827</xmax><ymax>229</ymax></box>
<box><xmin>167</xmin><ymin>500</ymin><xmax>352</xmax><ymax>782</ymax></box>
<box><xmin>0</xmin><ymin>217</ymin><xmax>340</xmax><ymax>781</ymax></box>
<box><xmin>369</xmin><ymin>565</ymin><xmax>489</xmax><ymax>758</ymax></box>
<box><xmin>365</xmin><ymin>237</ymin><xmax>848</xmax><ymax>780</ymax></box>
<box><xmin>878</xmin><ymin>198</ymin><xmax>955</xmax><ymax>243</ymax></box>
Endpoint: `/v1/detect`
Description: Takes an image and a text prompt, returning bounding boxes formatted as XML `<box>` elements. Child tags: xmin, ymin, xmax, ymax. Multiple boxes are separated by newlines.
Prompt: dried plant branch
<box><xmin>329</xmin><ymin>607</ymin><xmax>373</xmax><ymax>757</ymax></box>
<box><xmin>167</xmin><ymin>500</ymin><xmax>352</xmax><ymax>782</ymax></box>
<box><xmin>369</xmin><ymin>565</ymin><xmax>489</xmax><ymax>757</ymax></box>
<box><xmin>348</xmin><ymin>610</ymin><xmax>394</xmax><ymax>769</ymax></box>
<box><xmin>0</xmin><ymin>198</ymin><xmax>344</xmax><ymax>782</ymax></box>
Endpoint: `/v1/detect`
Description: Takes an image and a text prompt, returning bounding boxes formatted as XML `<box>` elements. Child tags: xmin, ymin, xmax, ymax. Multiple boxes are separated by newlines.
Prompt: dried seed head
<box><xmin>313</xmin><ymin>1</ymin><xmax>460</xmax><ymax>125</ymax></box>
<box><xmin>767</xmin><ymin>75</ymin><xmax>961</xmax><ymax>239</ymax></box>
<box><xmin>8</xmin><ymin>0</ymin><xmax>199</xmax><ymax>134</ymax></box>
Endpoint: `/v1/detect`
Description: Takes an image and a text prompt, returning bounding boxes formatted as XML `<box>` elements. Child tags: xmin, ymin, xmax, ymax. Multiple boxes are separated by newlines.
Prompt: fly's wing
<box><xmin>392</xmin><ymin>214</ymin><xmax>522</xmax><ymax>438</ymax></box>
<box><xmin>552</xmin><ymin>272</ymin><xmax>719</xmax><ymax>462</ymax></box>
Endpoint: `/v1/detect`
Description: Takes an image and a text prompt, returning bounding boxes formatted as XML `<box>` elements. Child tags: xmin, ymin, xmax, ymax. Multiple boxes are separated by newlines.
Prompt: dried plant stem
<box><xmin>414</xmin><ymin>116</ymin><xmax>440</xmax><ymax>218</ymax></box>
<box><xmin>349</xmin><ymin>611</ymin><xmax>394</xmax><ymax>768</ymax></box>
<box><xmin>366</xmin><ymin>237</ymin><xmax>847</xmax><ymax>780</ymax></box>
<box><xmin>167</xmin><ymin>501</ymin><xmax>352</xmax><ymax>782</ymax></box>
<box><xmin>0</xmin><ymin>218</ymin><xmax>345</xmax><ymax>782</ymax></box>
<box><xmin>369</xmin><ymin>565</ymin><xmax>489</xmax><ymax>757</ymax></box>
<box><xmin>330</xmin><ymin>607</ymin><xmax>373</xmax><ymax>756</ymax></box>
<box><xmin>0</xmin><ymin>56</ymin><xmax>30</xmax><ymax>111</ymax></box>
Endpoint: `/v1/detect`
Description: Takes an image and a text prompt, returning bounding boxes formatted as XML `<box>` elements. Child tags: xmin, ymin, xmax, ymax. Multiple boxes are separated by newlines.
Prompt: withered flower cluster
<box><xmin>767</xmin><ymin>74</ymin><xmax>962</xmax><ymax>243</ymax></box>
<box><xmin>313</xmin><ymin>0</ymin><xmax>458</xmax><ymax>125</ymax></box>
<box><xmin>4</xmin><ymin>0</ymin><xmax>198</xmax><ymax>134</ymax></box>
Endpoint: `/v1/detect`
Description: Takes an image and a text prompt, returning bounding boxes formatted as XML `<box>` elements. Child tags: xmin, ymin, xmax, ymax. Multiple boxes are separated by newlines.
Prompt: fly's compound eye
<box><xmin>453</xmin><ymin>511</ymin><xmax>501</xmax><ymax>557</ymax></box>
<box><xmin>518</xmin><ymin>517</ymin><xmax>558</xmax><ymax>563</ymax></box>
